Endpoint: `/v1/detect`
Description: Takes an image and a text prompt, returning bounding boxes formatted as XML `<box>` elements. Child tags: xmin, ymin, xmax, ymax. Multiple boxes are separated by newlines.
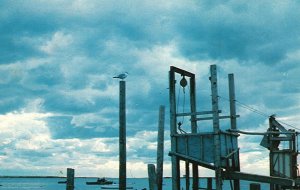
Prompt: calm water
<box><xmin>0</xmin><ymin>177</ymin><xmax>269</xmax><ymax>190</ymax></box>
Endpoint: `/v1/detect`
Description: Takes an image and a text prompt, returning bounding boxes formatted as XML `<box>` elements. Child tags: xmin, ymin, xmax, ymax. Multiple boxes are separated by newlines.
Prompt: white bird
<box><xmin>113</xmin><ymin>72</ymin><xmax>128</xmax><ymax>80</ymax></box>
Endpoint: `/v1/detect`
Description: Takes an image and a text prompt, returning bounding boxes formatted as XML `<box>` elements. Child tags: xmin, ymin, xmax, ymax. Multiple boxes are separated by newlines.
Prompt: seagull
<box><xmin>113</xmin><ymin>72</ymin><xmax>128</xmax><ymax>80</ymax></box>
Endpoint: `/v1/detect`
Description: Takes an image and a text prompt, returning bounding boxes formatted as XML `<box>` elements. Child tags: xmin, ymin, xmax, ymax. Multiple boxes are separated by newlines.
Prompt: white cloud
<box><xmin>240</xmin><ymin>151</ymin><xmax>269</xmax><ymax>176</ymax></box>
<box><xmin>0</xmin><ymin>111</ymin><xmax>51</xmax><ymax>148</ymax></box>
<box><xmin>40</xmin><ymin>32</ymin><xmax>73</xmax><ymax>55</ymax></box>
<box><xmin>59</xmin><ymin>85</ymin><xmax>118</xmax><ymax>105</ymax></box>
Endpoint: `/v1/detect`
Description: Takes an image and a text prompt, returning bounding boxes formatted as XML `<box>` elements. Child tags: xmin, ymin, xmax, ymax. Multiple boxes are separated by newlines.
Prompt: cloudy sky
<box><xmin>1</xmin><ymin>0</ymin><xmax>300</xmax><ymax>178</ymax></box>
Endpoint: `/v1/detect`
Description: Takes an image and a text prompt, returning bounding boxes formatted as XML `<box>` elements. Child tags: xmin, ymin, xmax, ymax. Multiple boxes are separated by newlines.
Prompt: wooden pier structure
<box><xmin>168</xmin><ymin>65</ymin><xmax>300</xmax><ymax>190</ymax></box>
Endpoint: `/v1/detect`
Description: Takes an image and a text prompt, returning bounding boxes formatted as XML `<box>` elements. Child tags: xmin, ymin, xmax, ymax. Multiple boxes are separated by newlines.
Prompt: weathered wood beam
<box><xmin>194</xmin><ymin>115</ymin><xmax>239</xmax><ymax>121</ymax></box>
<box><xmin>222</xmin><ymin>171</ymin><xmax>295</xmax><ymax>187</ymax></box>
<box><xmin>169</xmin><ymin>151</ymin><xmax>216</xmax><ymax>170</ymax></box>
<box><xmin>176</xmin><ymin>110</ymin><xmax>221</xmax><ymax>117</ymax></box>
<box><xmin>170</xmin><ymin>66</ymin><xmax>195</xmax><ymax>78</ymax></box>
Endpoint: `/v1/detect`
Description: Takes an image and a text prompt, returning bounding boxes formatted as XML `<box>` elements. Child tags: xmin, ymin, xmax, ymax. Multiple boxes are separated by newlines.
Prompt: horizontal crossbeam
<box><xmin>169</xmin><ymin>151</ymin><xmax>216</xmax><ymax>170</ymax></box>
<box><xmin>222</xmin><ymin>171</ymin><xmax>296</xmax><ymax>187</ymax></box>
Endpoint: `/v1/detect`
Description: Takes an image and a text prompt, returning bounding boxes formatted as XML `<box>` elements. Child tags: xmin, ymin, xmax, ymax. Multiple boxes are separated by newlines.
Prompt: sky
<box><xmin>1</xmin><ymin>0</ymin><xmax>300</xmax><ymax>178</ymax></box>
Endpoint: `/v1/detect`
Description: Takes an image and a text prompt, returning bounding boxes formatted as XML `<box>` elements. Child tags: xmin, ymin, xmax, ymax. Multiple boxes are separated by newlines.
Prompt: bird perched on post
<box><xmin>113</xmin><ymin>72</ymin><xmax>128</xmax><ymax>80</ymax></box>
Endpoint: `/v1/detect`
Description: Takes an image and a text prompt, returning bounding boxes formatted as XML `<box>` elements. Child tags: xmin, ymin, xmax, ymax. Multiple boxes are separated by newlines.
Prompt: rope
<box><xmin>218</xmin><ymin>95</ymin><xmax>300</xmax><ymax>131</ymax></box>
<box><xmin>176</xmin><ymin>82</ymin><xmax>181</xmax><ymax>113</ymax></box>
<box><xmin>176</xmin><ymin>76</ymin><xmax>187</xmax><ymax>134</ymax></box>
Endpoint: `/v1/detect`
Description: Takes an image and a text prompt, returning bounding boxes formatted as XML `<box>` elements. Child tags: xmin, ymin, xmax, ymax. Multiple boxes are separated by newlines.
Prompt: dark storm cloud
<box><xmin>174</xmin><ymin>1</ymin><xmax>300</xmax><ymax>64</ymax></box>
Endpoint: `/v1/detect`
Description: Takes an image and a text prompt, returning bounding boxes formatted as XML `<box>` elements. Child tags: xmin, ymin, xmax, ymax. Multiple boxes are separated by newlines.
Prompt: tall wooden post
<box><xmin>228</xmin><ymin>74</ymin><xmax>237</xmax><ymax>130</ymax></box>
<box><xmin>66</xmin><ymin>168</ymin><xmax>74</xmax><ymax>190</ymax></box>
<box><xmin>157</xmin><ymin>105</ymin><xmax>165</xmax><ymax>190</ymax></box>
<box><xmin>169</xmin><ymin>70</ymin><xmax>180</xmax><ymax>190</ymax></box>
<box><xmin>119</xmin><ymin>81</ymin><xmax>126</xmax><ymax>190</ymax></box>
<box><xmin>210</xmin><ymin>65</ymin><xmax>222</xmax><ymax>190</ymax></box>
<box><xmin>190</xmin><ymin>75</ymin><xmax>199</xmax><ymax>190</ymax></box>
<box><xmin>228</xmin><ymin>74</ymin><xmax>240</xmax><ymax>190</ymax></box>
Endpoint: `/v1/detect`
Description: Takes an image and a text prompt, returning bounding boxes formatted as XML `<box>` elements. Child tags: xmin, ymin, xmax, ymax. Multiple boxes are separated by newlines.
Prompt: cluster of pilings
<box><xmin>64</xmin><ymin>65</ymin><xmax>300</xmax><ymax>190</ymax></box>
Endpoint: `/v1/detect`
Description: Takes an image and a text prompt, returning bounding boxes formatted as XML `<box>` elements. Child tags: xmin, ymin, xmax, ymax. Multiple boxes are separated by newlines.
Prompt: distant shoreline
<box><xmin>0</xmin><ymin>176</ymin><xmax>214</xmax><ymax>179</ymax></box>
<box><xmin>0</xmin><ymin>176</ymin><xmax>90</xmax><ymax>179</ymax></box>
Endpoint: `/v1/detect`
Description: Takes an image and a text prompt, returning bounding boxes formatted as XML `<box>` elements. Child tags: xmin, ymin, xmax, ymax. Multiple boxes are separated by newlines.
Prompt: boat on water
<box><xmin>57</xmin><ymin>180</ymin><xmax>66</xmax><ymax>184</ymax></box>
<box><xmin>101</xmin><ymin>184</ymin><xmax>134</xmax><ymax>189</ymax></box>
<box><xmin>86</xmin><ymin>178</ymin><xmax>114</xmax><ymax>185</ymax></box>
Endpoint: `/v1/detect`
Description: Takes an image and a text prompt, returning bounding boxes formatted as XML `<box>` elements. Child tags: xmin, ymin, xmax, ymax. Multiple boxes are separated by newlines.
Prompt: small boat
<box><xmin>58</xmin><ymin>181</ymin><xmax>67</xmax><ymax>184</ymax></box>
<box><xmin>86</xmin><ymin>178</ymin><xmax>114</xmax><ymax>185</ymax></box>
<box><xmin>101</xmin><ymin>184</ymin><xmax>133</xmax><ymax>189</ymax></box>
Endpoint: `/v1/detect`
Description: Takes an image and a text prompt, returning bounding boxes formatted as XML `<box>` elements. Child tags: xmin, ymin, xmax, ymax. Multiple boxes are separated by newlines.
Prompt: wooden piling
<box><xmin>210</xmin><ymin>65</ymin><xmax>222</xmax><ymax>190</ymax></box>
<box><xmin>228</xmin><ymin>74</ymin><xmax>237</xmax><ymax>130</ymax></box>
<box><xmin>250</xmin><ymin>183</ymin><xmax>261</xmax><ymax>190</ymax></box>
<box><xmin>207</xmin><ymin>177</ymin><xmax>212</xmax><ymax>190</ymax></box>
<box><xmin>169</xmin><ymin>69</ymin><xmax>180</xmax><ymax>190</ymax></box>
<box><xmin>185</xmin><ymin>161</ymin><xmax>190</xmax><ymax>190</ymax></box>
<box><xmin>156</xmin><ymin>105</ymin><xmax>165</xmax><ymax>190</ymax></box>
<box><xmin>148</xmin><ymin>164</ymin><xmax>158</xmax><ymax>190</ymax></box>
<box><xmin>66</xmin><ymin>168</ymin><xmax>74</xmax><ymax>190</ymax></box>
<box><xmin>119</xmin><ymin>81</ymin><xmax>126</xmax><ymax>190</ymax></box>
<box><xmin>228</xmin><ymin>73</ymin><xmax>240</xmax><ymax>190</ymax></box>
<box><xmin>190</xmin><ymin>75</ymin><xmax>199</xmax><ymax>190</ymax></box>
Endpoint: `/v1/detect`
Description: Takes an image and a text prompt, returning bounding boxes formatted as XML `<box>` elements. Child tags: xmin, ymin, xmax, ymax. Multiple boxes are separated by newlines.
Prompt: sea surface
<box><xmin>0</xmin><ymin>177</ymin><xmax>270</xmax><ymax>190</ymax></box>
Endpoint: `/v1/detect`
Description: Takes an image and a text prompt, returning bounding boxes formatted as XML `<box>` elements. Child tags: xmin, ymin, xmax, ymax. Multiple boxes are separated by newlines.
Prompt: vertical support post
<box><xmin>119</xmin><ymin>81</ymin><xmax>126</xmax><ymax>190</ymax></box>
<box><xmin>228</xmin><ymin>74</ymin><xmax>240</xmax><ymax>190</ymax></box>
<box><xmin>185</xmin><ymin>161</ymin><xmax>190</xmax><ymax>190</ymax></box>
<box><xmin>210</xmin><ymin>65</ymin><xmax>222</xmax><ymax>190</ymax></box>
<box><xmin>169</xmin><ymin>70</ymin><xmax>180</xmax><ymax>190</ymax></box>
<box><xmin>207</xmin><ymin>177</ymin><xmax>212</xmax><ymax>190</ymax></box>
<box><xmin>190</xmin><ymin>74</ymin><xmax>199</xmax><ymax>190</ymax></box>
<box><xmin>269</xmin><ymin>117</ymin><xmax>274</xmax><ymax>190</ymax></box>
<box><xmin>157</xmin><ymin>105</ymin><xmax>165</xmax><ymax>190</ymax></box>
<box><xmin>66</xmin><ymin>168</ymin><xmax>74</xmax><ymax>190</ymax></box>
<box><xmin>148</xmin><ymin>164</ymin><xmax>158</xmax><ymax>190</ymax></box>
<box><xmin>250</xmin><ymin>183</ymin><xmax>261</xmax><ymax>190</ymax></box>
<box><xmin>228</xmin><ymin>74</ymin><xmax>237</xmax><ymax>130</ymax></box>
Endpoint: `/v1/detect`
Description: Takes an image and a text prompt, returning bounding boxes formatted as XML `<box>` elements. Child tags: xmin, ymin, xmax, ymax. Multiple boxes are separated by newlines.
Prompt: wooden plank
<box><xmin>228</xmin><ymin>129</ymin><xmax>295</xmax><ymax>135</ymax></box>
<box><xmin>170</xmin><ymin>66</ymin><xmax>195</xmax><ymax>78</ymax></box>
<box><xmin>173</xmin><ymin>131</ymin><xmax>239</xmax><ymax>137</ymax></box>
<box><xmin>176</xmin><ymin>110</ymin><xmax>221</xmax><ymax>117</ymax></box>
<box><xmin>270</xmin><ymin>137</ymin><xmax>293</xmax><ymax>141</ymax></box>
<box><xmin>169</xmin><ymin>151</ymin><xmax>216</xmax><ymax>170</ymax></box>
<box><xmin>222</xmin><ymin>171</ymin><xmax>295</xmax><ymax>187</ymax></box>
<box><xmin>194</xmin><ymin>115</ymin><xmax>239</xmax><ymax>121</ymax></box>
